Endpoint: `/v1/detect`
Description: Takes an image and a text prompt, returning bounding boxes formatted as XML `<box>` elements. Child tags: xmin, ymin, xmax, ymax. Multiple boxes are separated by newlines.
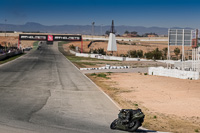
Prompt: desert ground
<box><xmin>0</xmin><ymin>36</ymin><xmax>35</xmax><ymax>48</ymax></box>
<box><xmin>63</xmin><ymin>40</ymin><xmax>199</xmax><ymax>133</ymax></box>
<box><xmin>87</xmin><ymin>73</ymin><xmax>200</xmax><ymax>133</ymax></box>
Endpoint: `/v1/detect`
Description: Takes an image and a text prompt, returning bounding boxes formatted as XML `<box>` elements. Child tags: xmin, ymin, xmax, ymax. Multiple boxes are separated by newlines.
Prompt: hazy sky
<box><xmin>0</xmin><ymin>0</ymin><xmax>200</xmax><ymax>28</ymax></box>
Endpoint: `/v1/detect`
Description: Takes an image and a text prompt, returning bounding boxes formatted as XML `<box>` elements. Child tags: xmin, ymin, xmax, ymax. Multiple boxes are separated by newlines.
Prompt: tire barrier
<box><xmin>80</xmin><ymin>65</ymin><xmax>130</xmax><ymax>71</ymax></box>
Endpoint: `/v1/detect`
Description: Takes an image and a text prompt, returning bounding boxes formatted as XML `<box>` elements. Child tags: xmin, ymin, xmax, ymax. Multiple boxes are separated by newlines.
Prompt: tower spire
<box><xmin>111</xmin><ymin>20</ymin><xmax>115</xmax><ymax>34</ymax></box>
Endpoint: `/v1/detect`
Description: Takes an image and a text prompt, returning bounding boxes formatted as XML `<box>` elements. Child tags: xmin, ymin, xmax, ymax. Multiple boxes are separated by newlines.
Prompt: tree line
<box><xmin>120</xmin><ymin>47</ymin><xmax>182</xmax><ymax>60</ymax></box>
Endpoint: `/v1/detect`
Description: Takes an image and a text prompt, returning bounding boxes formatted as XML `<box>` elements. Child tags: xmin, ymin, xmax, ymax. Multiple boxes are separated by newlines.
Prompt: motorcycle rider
<box><xmin>120</xmin><ymin>109</ymin><xmax>131</xmax><ymax>124</ymax></box>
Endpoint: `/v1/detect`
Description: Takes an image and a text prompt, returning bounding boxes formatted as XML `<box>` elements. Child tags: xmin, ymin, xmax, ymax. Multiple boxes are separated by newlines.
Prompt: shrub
<box><xmin>90</xmin><ymin>48</ymin><xmax>106</xmax><ymax>55</ymax></box>
<box><xmin>97</xmin><ymin>73</ymin><xmax>110</xmax><ymax>79</ymax></box>
<box><xmin>144</xmin><ymin>48</ymin><xmax>162</xmax><ymax>60</ymax></box>
<box><xmin>128</xmin><ymin>50</ymin><xmax>143</xmax><ymax>58</ymax></box>
<box><xmin>174</xmin><ymin>47</ymin><xmax>180</xmax><ymax>59</ymax></box>
<box><xmin>69</xmin><ymin>44</ymin><xmax>76</xmax><ymax>50</ymax></box>
<box><xmin>131</xmin><ymin>43</ymin><xmax>136</xmax><ymax>45</ymax></box>
<box><xmin>120</xmin><ymin>54</ymin><xmax>128</xmax><ymax>57</ymax></box>
<box><xmin>90</xmin><ymin>73</ymin><xmax>97</xmax><ymax>76</ymax></box>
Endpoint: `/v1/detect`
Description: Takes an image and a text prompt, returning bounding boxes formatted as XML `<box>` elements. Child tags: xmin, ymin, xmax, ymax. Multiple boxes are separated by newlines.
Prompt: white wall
<box><xmin>75</xmin><ymin>53</ymin><xmax>125</xmax><ymax>61</ymax></box>
<box><xmin>148</xmin><ymin>67</ymin><xmax>199</xmax><ymax>80</ymax></box>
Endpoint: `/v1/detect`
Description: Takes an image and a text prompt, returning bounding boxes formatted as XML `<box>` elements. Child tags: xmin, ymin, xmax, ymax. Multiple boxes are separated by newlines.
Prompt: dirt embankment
<box><xmin>0</xmin><ymin>36</ymin><xmax>35</xmax><ymax>48</ymax></box>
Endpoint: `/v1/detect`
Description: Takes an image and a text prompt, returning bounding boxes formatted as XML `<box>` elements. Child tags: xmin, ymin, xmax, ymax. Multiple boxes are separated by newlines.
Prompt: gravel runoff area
<box><xmin>88</xmin><ymin>72</ymin><xmax>200</xmax><ymax>133</ymax></box>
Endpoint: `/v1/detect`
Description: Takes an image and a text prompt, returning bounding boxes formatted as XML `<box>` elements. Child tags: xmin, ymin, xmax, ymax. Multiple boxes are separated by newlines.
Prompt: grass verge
<box><xmin>33</xmin><ymin>41</ymin><xmax>39</xmax><ymax>49</ymax></box>
<box><xmin>58</xmin><ymin>41</ymin><xmax>120</xmax><ymax>68</ymax></box>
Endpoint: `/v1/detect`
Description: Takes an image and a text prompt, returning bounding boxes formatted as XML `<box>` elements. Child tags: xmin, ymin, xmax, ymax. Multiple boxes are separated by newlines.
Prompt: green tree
<box><xmin>152</xmin><ymin>48</ymin><xmax>162</xmax><ymax>60</ymax></box>
<box><xmin>69</xmin><ymin>44</ymin><xmax>75</xmax><ymax>50</ymax></box>
<box><xmin>90</xmin><ymin>48</ymin><xmax>106</xmax><ymax>55</ymax></box>
<box><xmin>137</xmin><ymin>50</ymin><xmax>143</xmax><ymax>58</ymax></box>
<box><xmin>97</xmin><ymin>48</ymin><xmax>106</xmax><ymax>55</ymax></box>
<box><xmin>128</xmin><ymin>50</ymin><xmax>137</xmax><ymax>57</ymax></box>
<box><xmin>174</xmin><ymin>47</ymin><xmax>180</xmax><ymax>59</ymax></box>
<box><xmin>144</xmin><ymin>48</ymin><xmax>162</xmax><ymax>60</ymax></box>
<box><xmin>144</xmin><ymin>52</ymin><xmax>153</xmax><ymax>59</ymax></box>
<box><xmin>128</xmin><ymin>50</ymin><xmax>143</xmax><ymax>58</ymax></box>
<box><xmin>131</xmin><ymin>31</ymin><xmax>137</xmax><ymax>34</ymax></box>
<box><xmin>162</xmin><ymin>47</ymin><xmax>168</xmax><ymax>59</ymax></box>
<box><xmin>105</xmin><ymin>30</ymin><xmax>110</xmax><ymax>36</ymax></box>
<box><xmin>124</xmin><ymin>30</ymin><xmax>129</xmax><ymax>34</ymax></box>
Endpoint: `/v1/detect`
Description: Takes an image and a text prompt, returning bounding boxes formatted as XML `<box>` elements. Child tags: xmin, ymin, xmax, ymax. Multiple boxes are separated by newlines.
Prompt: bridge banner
<box><xmin>53</xmin><ymin>35</ymin><xmax>82</xmax><ymax>41</ymax></box>
<box><xmin>19</xmin><ymin>34</ymin><xmax>47</xmax><ymax>40</ymax></box>
<box><xmin>19</xmin><ymin>34</ymin><xmax>82</xmax><ymax>41</ymax></box>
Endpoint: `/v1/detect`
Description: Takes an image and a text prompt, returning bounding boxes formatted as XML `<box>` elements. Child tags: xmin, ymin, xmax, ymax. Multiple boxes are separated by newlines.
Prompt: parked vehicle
<box><xmin>110</xmin><ymin>108</ymin><xmax>145</xmax><ymax>132</ymax></box>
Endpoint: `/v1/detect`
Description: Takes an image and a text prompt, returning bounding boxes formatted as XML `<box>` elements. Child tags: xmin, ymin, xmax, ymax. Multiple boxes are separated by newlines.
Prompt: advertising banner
<box><xmin>53</xmin><ymin>35</ymin><xmax>82</xmax><ymax>41</ymax></box>
<box><xmin>168</xmin><ymin>29</ymin><xmax>192</xmax><ymax>46</ymax></box>
<box><xmin>19</xmin><ymin>34</ymin><xmax>82</xmax><ymax>41</ymax></box>
<box><xmin>19</xmin><ymin>34</ymin><xmax>47</xmax><ymax>40</ymax></box>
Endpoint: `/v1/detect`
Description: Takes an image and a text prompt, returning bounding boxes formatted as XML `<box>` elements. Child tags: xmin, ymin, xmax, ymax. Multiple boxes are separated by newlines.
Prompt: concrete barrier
<box><xmin>0</xmin><ymin>54</ymin><xmax>7</xmax><ymax>60</ymax></box>
<box><xmin>75</xmin><ymin>52</ymin><xmax>172</xmax><ymax>62</ymax></box>
<box><xmin>148</xmin><ymin>67</ymin><xmax>200</xmax><ymax>80</ymax></box>
<box><xmin>0</xmin><ymin>50</ymin><xmax>23</xmax><ymax>61</ymax></box>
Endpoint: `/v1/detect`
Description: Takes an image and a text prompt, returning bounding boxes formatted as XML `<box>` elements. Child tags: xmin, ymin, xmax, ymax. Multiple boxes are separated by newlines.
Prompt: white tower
<box><xmin>107</xmin><ymin>20</ymin><xmax>117</xmax><ymax>53</ymax></box>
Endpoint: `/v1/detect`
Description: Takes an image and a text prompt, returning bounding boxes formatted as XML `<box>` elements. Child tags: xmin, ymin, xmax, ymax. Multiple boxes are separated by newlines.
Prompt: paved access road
<box><xmin>0</xmin><ymin>42</ymin><xmax>157</xmax><ymax>133</ymax></box>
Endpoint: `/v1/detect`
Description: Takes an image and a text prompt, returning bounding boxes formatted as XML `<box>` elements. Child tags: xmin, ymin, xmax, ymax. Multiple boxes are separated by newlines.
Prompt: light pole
<box><xmin>101</xmin><ymin>24</ymin><xmax>103</xmax><ymax>36</ymax></box>
<box><xmin>92</xmin><ymin>22</ymin><xmax>95</xmax><ymax>38</ymax></box>
<box><xmin>5</xmin><ymin>19</ymin><xmax>7</xmax><ymax>37</ymax></box>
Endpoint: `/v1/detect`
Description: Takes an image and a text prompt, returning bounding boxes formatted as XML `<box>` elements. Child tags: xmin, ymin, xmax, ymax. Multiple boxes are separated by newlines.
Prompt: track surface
<box><xmin>0</xmin><ymin>42</ymin><xmax>157</xmax><ymax>133</ymax></box>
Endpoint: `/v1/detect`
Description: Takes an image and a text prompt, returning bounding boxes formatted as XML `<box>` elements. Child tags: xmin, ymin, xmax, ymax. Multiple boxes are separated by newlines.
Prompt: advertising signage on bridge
<box><xmin>19</xmin><ymin>34</ymin><xmax>82</xmax><ymax>41</ymax></box>
<box><xmin>53</xmin><ymin>35</ymin><xmax>82</xmax><ymax>41</ymax></box>
<box><xmin>19</xmin><ymin>34</ymin><xmax>83</xmax><ymax>53</ymax></box>
<box><xmin>19</xmin><ymin>34</ymin><xmax>47</xmax><ymax>41</ymax></box>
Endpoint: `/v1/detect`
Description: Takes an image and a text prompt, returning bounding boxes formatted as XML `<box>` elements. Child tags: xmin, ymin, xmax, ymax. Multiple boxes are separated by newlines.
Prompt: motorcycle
<box><xmin>110</xmin><ymin>108</ymin><xmax>145</xmax><ymax>132</ymax></box>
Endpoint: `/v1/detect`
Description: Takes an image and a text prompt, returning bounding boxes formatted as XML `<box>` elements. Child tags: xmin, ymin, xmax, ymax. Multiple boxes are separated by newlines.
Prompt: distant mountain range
<box><xmin>0</xmin><ymin>22</ymin><xmax>193</xmax><ymax>35</ymax></box>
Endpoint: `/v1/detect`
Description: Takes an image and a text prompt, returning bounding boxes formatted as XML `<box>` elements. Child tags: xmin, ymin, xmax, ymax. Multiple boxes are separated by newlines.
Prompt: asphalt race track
<box><xmin>0</xmin><ymin>42</ymin><xmax>159</xmax><ymax>133</ymax></box>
